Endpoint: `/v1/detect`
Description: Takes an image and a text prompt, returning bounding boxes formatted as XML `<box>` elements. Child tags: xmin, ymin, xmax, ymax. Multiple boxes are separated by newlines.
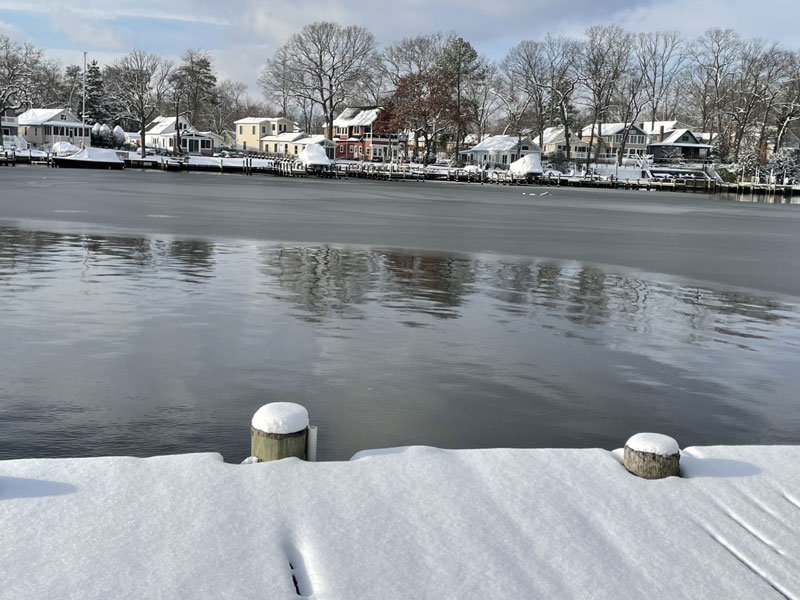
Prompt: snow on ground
<box><xmin>1</xmin><ymin>446</ymin><xmax>799</xmax><ymax>599</ymax></box>
<box><xmin>186</xmin><ymin>155</ymin><xmax>275</xmax><ymax>168</ymax></box>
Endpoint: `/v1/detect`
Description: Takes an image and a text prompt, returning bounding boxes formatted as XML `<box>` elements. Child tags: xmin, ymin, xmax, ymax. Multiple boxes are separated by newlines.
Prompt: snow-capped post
<box><xmin>623</xmin><ymin>433</ymin><xmax>680</xmax><ymax>479</ymax></box>
<box><xmin>250</xmin><ymin>402</ymin><xmax>309</xmax><ymax>462</ymax></box>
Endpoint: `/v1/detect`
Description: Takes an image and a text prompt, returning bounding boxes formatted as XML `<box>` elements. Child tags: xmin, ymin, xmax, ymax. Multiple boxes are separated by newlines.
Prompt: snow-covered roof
<box><xmin>260</xmin><ymin>132</ymin><xmax>305</xmax><ymax>143</ymax></box>
<box><xmin>333</xmin><ymin>107</ymin><xmax>381</xmax><ymax>128</ymax></box>
<box><xmin>17</xmin><ymin>108</ymin><xmax>67</xmax><ymax>125</ymax></box>
<box><xmin>146</xmin><ymin>116</ymin><xmax>196</xmax><ymax>136</ymax></box>
<box><xmin>465</xmin><ymin>135</ymin><xmax>541</xmax><ymax>153</ymax></box>
<box><xmin>639</xmin><ymin>120</ymin><xmax>696</xmax><ymax>136</ymax></box>
<box><xmin>42</xmin><ymin>120</ymin><xmax>86</xmax><ymax>128</ymax></box>
<box><xmin>540</xmin><ymin>127</ymin><xmax>586</xmax><ymax>146</ymax></box>
<box><xmin>648</xmin><ymin>129</ymin><xmax>711</xmax><ymax>147</ymax></box>
<box><xmin>295</xmin><ymin>134</ymin><xmax>335</xmax><ymax>147</ymax></box>
<box><xmin>580</xmin><ymin>123</ymin><xmax>646</xmax><ymax>137</ymax></box>
<box><xmin>234</xmin><ymin>116</ymin><xmax>290</xmax><ymax>124</ymax></box>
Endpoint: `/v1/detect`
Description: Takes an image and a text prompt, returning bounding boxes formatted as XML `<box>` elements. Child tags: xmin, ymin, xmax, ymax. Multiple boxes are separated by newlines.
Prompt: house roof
<box><xmin>541</xmin><ymin>126</ymin><xmax>586</xmax><ymax>146</ymax></box>
<box><xmin>234</xmin><ymin>116</ymin><xmax>290</xmax><ymax>124</ymax></box>
<box><xmin>465</xmin><ymin>135</ymin><xmax>541</xmax><ymax>153</ymax></box>
<box><xmin>18</xmin><ymin>108</ymin><xmax>73</xmax><ymax>125</ymax></box>
<box><xmin>145</xmin><ymin>116</ymin><xmax>203</xmax><ymax>136</ymax></box>
<box><xmin>333</xmin><ymin>107</ymin><xmax>381</xmax><ymax>128</ymax></box>
<box><xmin>647</xmin><ymin>128</ymin><xmax>711</xmax><ymax>147</ymax></box>
<box><xmin>580</xmin><ymin>123</ymin><xmax>647</xmax><ymax>137</ymax></box>
<box><xmin>639</xmin><ymin>120</ymin><xmax>696</xmax><ymax>136</ymax></box>
<box><xmin>260</xmin><ymin>132</ymin><xmax>306</xmax><ymax>143</ymax></box>
<box><xmin>295</xmin><ymin>134</ymin><xmax>335</xmax><ymax>147</ymax></box>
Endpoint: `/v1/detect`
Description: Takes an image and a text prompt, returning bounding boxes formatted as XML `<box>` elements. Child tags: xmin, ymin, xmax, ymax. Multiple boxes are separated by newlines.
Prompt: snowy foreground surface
<box><xmin>2</xmin><ymin>446</ymin><xmax>799</xmax><ymax>599</ymax></box>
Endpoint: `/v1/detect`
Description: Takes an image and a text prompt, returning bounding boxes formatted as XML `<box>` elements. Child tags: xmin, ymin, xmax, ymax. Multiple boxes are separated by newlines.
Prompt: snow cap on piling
<box><xmin>625</xmin><ymin>433</ymin><xmax>679</xmax><ymax>456</ymax></box>
<box><xmin>251</xmin><ymin>402</ymin><xmax>309</xmax><ymax>434</ymax></box>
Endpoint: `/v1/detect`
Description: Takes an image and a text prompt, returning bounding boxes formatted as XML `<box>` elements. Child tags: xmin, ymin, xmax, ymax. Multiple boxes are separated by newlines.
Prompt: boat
<box><xmin>52</xmin><ymin>147</ymin><xmax>125</xmax><ymax>170</ymax></box>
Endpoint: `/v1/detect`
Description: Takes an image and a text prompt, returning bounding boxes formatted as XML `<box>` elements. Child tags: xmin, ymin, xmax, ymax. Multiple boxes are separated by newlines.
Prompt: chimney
<box><xmin>659</xmin><ymin>126</ymin><xmax>664</xmax><ymax>142</ymax></box>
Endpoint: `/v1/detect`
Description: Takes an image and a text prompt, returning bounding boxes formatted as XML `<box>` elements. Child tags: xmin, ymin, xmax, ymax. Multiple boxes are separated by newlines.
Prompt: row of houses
<box><xmin>6</xmin><ymin>102</ymin><xmax>797</xmax><ymax>164</ymax></box>
<box><xmin>538</xmin><ymin>120</ymin><xmax>713</xmax><ymax>162</ymax></box>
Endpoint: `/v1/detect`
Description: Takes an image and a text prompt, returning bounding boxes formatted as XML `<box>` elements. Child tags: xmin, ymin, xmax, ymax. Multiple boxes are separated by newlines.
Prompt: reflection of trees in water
<box><xmin>0</xmin><ymin>228</ymin><xmax>65</xmax><ymax>281</ymax></box>
<box><xmin>378</xmin><ymin>252</ymin><xmax>477</xmax><ymax>319</ymax></box>
<box><xmin>261</xmin><ymin>246</ymin><xmax>373</xmax><ymax>321</ymax></box>
<box><xmin>0</xmin><ymin>226</ymin><xmax>219</xmax><ymax>286</ymax></box>
<box><xmin>168</xmin><ymin>240</ymin><xmax>215</xmax><ymax>282</ymax></box>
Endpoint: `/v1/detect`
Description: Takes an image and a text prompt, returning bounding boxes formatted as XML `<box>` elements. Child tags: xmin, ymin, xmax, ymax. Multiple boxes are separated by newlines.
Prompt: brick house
<box><xmin>328</xmin><ymin>106</ymin><xmax>405</xmax><ymax>162</ymax></box>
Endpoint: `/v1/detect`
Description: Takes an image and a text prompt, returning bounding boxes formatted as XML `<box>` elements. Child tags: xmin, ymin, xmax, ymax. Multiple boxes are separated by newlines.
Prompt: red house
<box><xmin>328</xmin><ymin>106</ymin><xmax>404</xmax><ymax>162</ymax></box>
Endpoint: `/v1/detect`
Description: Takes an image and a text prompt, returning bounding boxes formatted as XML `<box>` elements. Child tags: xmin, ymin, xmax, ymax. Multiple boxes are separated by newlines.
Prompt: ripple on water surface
<box><xmin>0</xmin><ymin>226</ymin><xmax>798</xmax><ymax>460</ymax></box>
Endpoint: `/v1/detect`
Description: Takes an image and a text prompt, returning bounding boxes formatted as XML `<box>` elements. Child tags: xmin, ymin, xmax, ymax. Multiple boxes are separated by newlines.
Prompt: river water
<box><xmin>1</xmin><ymin>225</ymin><xmax>799</xmax><ymax>461</ymax></box>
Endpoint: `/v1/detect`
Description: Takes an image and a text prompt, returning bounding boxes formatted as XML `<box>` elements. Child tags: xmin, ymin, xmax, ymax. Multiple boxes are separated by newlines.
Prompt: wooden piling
<box><xmin>623</xmin><ymin>433</ymin><xmax>680</xmax><ymax>479</ymax></box>
<box><xmin>250</xmin><ymin>402</ymin><xmax>309</xmax><ymax>462</ymax></box>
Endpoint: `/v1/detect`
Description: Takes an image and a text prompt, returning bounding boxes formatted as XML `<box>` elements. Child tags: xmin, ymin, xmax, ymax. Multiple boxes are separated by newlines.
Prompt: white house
<box><xmin>540</xmin><ymin>126</ymin><xmax>589</xmax><ymax>158</ymax></box>
<box><xmin>459</xmin><ymin>135</ymin><xmax>542</xmax><ymax>167</ymax></box>
<box><xmin>17</xmin><ymin>108</ymin><xmax>91</xmax><ymax>149</ymax></box>
<box><xmin>145</xmin><ymin>116</ymin><xmax>215</xmax><ymax>155</ymax></box>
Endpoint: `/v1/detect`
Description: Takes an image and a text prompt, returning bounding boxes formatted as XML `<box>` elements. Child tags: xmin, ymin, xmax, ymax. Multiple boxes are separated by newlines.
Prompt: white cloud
<box><xmin>48</xmin><ymin>6</ymin><xmax>130</xmax><ymax>50</ymax></box>
<box><xmin>0</xmin><ymin>18</ymin><xmax>28</xmax><ymax>41</ymax></box>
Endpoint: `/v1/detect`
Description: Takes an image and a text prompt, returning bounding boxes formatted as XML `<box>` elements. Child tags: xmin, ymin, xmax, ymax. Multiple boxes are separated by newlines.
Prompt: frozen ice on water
<box><xmin>251</xmin><ymin>402</ymin><xmax>309</xmax><ymax>434</ymax></box>
<box><xmin>625</xmin><ymin>432</ymin><xmax>679</xmax><ymax>456</ymax></box>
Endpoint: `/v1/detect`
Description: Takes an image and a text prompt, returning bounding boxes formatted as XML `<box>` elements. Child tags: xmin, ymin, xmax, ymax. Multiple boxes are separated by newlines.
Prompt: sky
<box><xmin>0</xmin><ymin>0</ymin><xmax>797</xmax><ymax>97</ymax></box>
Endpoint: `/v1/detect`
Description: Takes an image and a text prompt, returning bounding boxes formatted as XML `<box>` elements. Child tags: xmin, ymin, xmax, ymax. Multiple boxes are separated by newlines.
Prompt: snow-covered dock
<box><xmin>2</xmin><ymin>445</ymin><xmax>799</xmax><ymax>599</ymax></box>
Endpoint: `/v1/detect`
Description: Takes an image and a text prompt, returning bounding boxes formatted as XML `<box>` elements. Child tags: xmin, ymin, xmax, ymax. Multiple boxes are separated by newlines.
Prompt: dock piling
<box><xmin>250</xmin><ymin>402</ymin><xmax>309</xmax><ymax>462</ymax></box>
<box><xmin>623</xmin><ymin>433</ymin><xmax>680</xmax><ymax>479</ymax></box>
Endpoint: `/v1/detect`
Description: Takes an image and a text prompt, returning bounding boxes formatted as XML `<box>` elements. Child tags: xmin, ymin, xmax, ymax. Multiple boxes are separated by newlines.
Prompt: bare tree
<box><xmin>773</xmin><ymin>51</ymin><xmax>800</xmax><ymax>153</ymax></box>
<box><xmin>268</xmin><ymin>21</ymin><xmax>377</xmax><ymax>140</ymax></box>
<box><xmin>383</xmin><ymin>32</ymin><xmax>448</xmax><ymax>85</ymax></box>
<box><xmin>260</xmin><ymin>45</ymin><xmax>292</xmax><ymax>117</ymax></box>
<box><xmin>539</xmin><ymin>35</ymin><xmax>584</xmax><ymax>161</ymax></box>
<box><xmin>635</xmin><ymin>31</ymin><xmax>687</xmax><ymax>122</ymax></box>
<box><xmin>580</xmin><ymin>25</ymin><xmax>633</xmax><ymax>169</ymax></box>
<box><xmin>502</xmin><ymin>40</ymin><xmax>549</xmax><ymax>146</ymax></box>
<box><xmin>689</xmin><ymin>28</ymin><xmax>741</xmax><ymax>156</ymax></box>
<box><xmin>105</xmin><ymin>49</ymin><xmax>173</xmax><ymax>155</ymax></box>
<box><xmin>465</xmin><ymin>61</ymin><xmax>500</xmax><ymax>141</ymax></box>
<box><xmin>0</xmin><ymin>35</ymin><xmax>42</xmax><ymax>113</ymax></box>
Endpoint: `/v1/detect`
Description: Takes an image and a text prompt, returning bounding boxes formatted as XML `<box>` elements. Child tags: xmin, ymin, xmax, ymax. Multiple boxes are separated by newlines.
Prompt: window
<box><xmin>45</xmin><ymin>126</ymin><xmax>51</xmax><ymax>135</ymax></box>
<box><xmin>294</xmin><ymin>145</ymin><xmax>298</xmax><ymax>154</ymax></box>
<box><xmin>202</xmin><ymin>140</ymin><xmax>210</xmax><ymax>148</ymax></box>
<box><xmin>262</xmin><ymin>126</ymin><xmax>266</xmax><ymax>134</ymax></box>
<box><xmin>338</xmin><ymin>145</ymin><xmax>344</xmax><ymax>154</ymax></box>
<box><xmin>34</xmin><ymin>127</ymin><xmax>38</xmax><ymax>136</ymax></box>
<box><xmin>272</xmin><ymin>123</ymin><xmax>276</xmax><ymax>132</ymax></box>
<box><xmin>252</xmin><ymin>126</ymin><xmax>256</xmax><ymax>135</ymax></box>
<box><xmin>243</xmin><ymin>141</ymin><xmax>247</xmax><ymax>150</ymax></box>
<box><xmin>239</xmin><ymin>125</ymin><xmax>243</xmax><ymax>134</ymax></box>
<box><xmin>60</xmin><ymin>114</ymin><xmax>66</xmax><ymax>121</ymax></box>
<box><xmin>169</xmin><ymin>138</ymin><xmax>173</xmax><ymax>147</ymax></box>
<box><xmin>349</xmin><ymin>145</ymin><xmax>353</xmax><ymax>153</ymax></box>
<box><xmin>274</xmin><ymin>144</ymin><xmax>278</xmax><ymax>152</ymax></box>
<box><xmin>521</xmin><ymin>146</ymin><xmax>529</xmax><ymax>150</ymax></box>
<box><xmin>501</xmin><ymin>154</ymin><xmax>507</xmax><ymax>164</ymax></box>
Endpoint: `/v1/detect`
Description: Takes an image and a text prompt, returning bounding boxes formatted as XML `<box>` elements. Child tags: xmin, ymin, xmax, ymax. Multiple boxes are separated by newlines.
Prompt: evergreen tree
<box><xmin>173</xmin><ymin>50</ymin><xmax>217</xmax><ymax>129</ymax></box>
<box><xmin>84</xmin><ymin>60</ymin><xmax>108</xmax><ymax>124</ymax></box>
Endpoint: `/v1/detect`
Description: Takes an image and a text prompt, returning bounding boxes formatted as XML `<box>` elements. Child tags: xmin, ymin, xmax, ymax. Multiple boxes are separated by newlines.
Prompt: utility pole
<box><xmin>82</xmin><ymin>51</ymin><xmax>87</xmax><ymax>148</ymax></box>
